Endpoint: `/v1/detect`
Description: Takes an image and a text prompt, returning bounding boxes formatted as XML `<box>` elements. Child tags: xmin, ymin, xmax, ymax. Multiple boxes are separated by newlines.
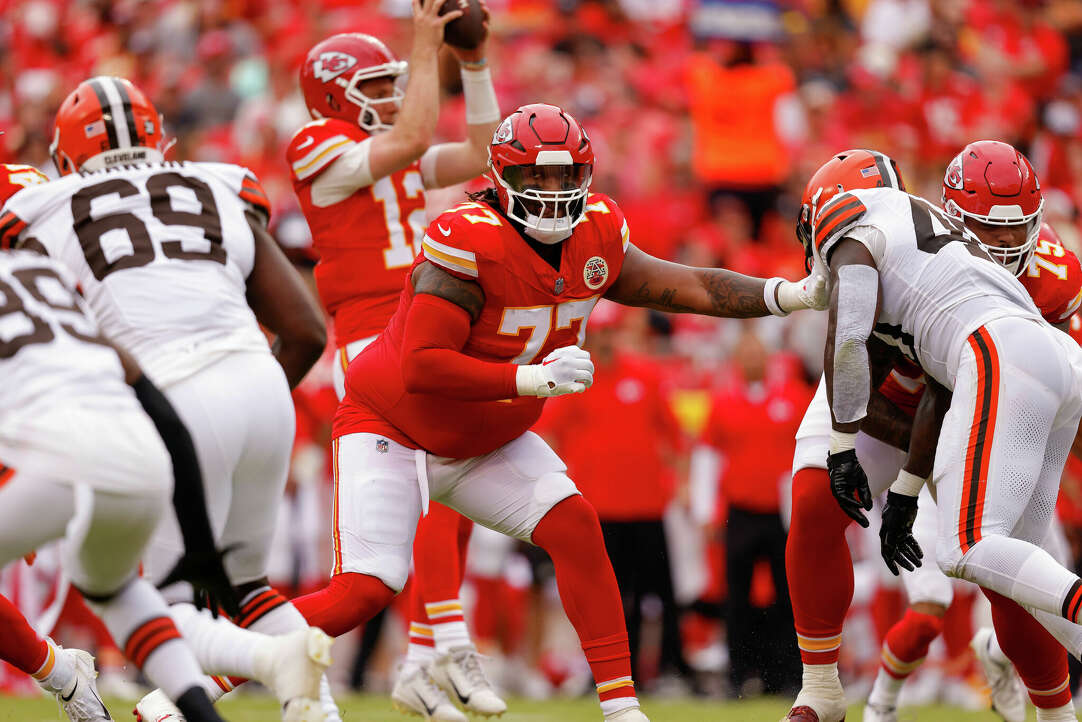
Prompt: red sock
<box><xmin>471</xmin><ymin>576</ymin><xmax>501</xmax><ymax>643</ymax></box>
<box><xmin>0</xmin><ymin>594</ymin><xmax>49</xmax><ymax>675</ymax></box>
<box><xmin>880</xmin><ymin>609</ymin><xmax>942</xmax><ymax>679</ymax></box>
<box><xmin>984</xmin><ymin>589</ymin><xmax>1071</xmax><ymax>709</ymax></box>
<box><xmin>412</xmin><ymin>504</ymin><xmax>473</xmax><ymax>650</ymax></box>
<box><xmin>786</xmin><ymin>468</ymin><xmax>854</xmax><ymax>665</ymax></box>
<box><xmin>291</xmin><ymin>572</ymin><xmax>396</xmax><ymax>638</ymax></box>
<box><xmin>532</xmin><ymin>496</ymin><xmax>635</xmax><ymax>705</ymax></box>
<box><xmin>870</xmin><ymin>586</ymin><xmax>906</xmax><ymax>646</ymax></box>
<box><xmin>942</xmin><ymin>590</ymin><xmax>976</xmax><ymax>664</ymax></box>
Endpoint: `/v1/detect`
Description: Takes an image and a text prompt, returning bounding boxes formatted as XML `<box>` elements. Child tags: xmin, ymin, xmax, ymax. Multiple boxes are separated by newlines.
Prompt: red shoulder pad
<box><xmin>580</xmin><ymin>193</ymin><xmax>630</xmax><ymax>254</ymax></box>
<box><xmin>287</xmin><ymin>119</ymin><xmax>366</xmax><ymax>183</ymax></box>
<box><xmin>1020</xmin><ymin>226</ymin><xmax>1082</xmax><ymax>324</ymax></box>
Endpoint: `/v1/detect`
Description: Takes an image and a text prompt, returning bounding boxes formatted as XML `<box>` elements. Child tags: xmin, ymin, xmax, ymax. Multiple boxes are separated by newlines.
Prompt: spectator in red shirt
<box><xmin>690</xmin><ymin>323</ymin><xmax>811</xmax><ymax>695</ymax></box>
<box><xmin>538</xmin><ymin>301</ymin><xmax>692</xmax><ymax>689</ymax></box>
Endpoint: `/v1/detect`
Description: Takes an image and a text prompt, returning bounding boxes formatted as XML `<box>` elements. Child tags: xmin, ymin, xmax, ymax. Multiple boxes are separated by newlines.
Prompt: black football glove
<box><xmin>158</xmin><ymin>544</ymin><xmax>241</xmax><ymax>619</ymax></box>
<box><xmin>880</xmin><ymin>491</ymin><xmax>923</xmax><ymax>576</ymax></box>
<box><xmin>826</xmin><ymin>448</ymin><xmax>873</xmax><ymax>527</ymax></box>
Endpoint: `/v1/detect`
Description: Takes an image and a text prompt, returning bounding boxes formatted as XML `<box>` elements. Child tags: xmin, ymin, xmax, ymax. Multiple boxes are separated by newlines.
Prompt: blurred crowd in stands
<box><xmin>5</xmin><ymin>0</ymin><xmax>1082</xmax><ymax>705</ymax></box>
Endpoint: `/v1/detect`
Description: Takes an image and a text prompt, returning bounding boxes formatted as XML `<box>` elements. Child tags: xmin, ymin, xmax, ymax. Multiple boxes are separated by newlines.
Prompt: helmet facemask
<box><xmin>495</xmin><ymin>154</ymin><xmax>592</xmax><ymax>244</ymax></box>
<box><xmin>344</xmin><ymin>63</ymin><xmax>407</xmax><ymax>133</ymax></box>
<box><xmin>943</xmin><ymin>196</ymin><xmax>1044</xmax><ymax>276</ymax></box>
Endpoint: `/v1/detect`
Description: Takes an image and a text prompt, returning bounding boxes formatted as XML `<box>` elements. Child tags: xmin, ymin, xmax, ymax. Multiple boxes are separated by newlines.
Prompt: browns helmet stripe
<box><xmin>95</xmin><ymin>77</ymin><xmax>133</xmax><ymax>148</ymax></box>
<box><xmin>86</xmin><ymin>79</ymin><xmax>120</xmax><ymax>149</ymax></box>
<box><xmin>869</xmin><ymin>151</ymin><xmax>901</xmax><ymax>190</ymax></box>
<box><xmin>110</xmin><ymin>78</ymin><xmax>140</xmax><ymax>146</ymax></box>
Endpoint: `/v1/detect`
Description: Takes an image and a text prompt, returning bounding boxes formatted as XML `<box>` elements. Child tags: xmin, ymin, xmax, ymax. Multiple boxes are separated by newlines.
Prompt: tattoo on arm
<box><xmin>614</xmin><ymin>271</ymin><xmax>767</xmax><ymax>317</ymax></box>
<box><xmin>411</xmin><ymin>261</ymin><xmax>485</xmax><ymax>321</ymax></box>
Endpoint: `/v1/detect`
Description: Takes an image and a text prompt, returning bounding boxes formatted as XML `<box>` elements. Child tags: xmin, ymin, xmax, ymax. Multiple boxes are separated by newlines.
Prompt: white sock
<box><xmin>1036</xmin><ymin>702</ymin><xmax>1077</xmax><ymax>721</ymax></box>
<box><xmin>169</xmin><ymin>603</ymin><xmax>262</xmax><ymax>679</ymax></box>
<box><xmin>34</xmin><ymin>639</ymin><xmax>75</xmax><ymax>694</ymax></box>
<box><xmin>406</xmin><ymin>621</ymin><xmax>438</xmax><ymax>672</ymax></box>
<box><xmin>599</xmin><ymin>696</ymin><xmax>638</xmax><ymax>717</ymax></box>
<box><xmin>959</xmin><ymin>537</ymin><xmax>1079</xmax><ymax>619</ymax></box>
<box><xmin>87</xmin><ymin>579</ymin><xmax>206</xmax><ymax>703</ymax></box>
<box><xmin>868</xmin><ymin>667</ymin><xmax>904</xmax><ymax>708</ymax></box>
<box><xmin>425</xmin><ymin>599</ymin><xmax>472</xmax><ymax>653</ymax></box>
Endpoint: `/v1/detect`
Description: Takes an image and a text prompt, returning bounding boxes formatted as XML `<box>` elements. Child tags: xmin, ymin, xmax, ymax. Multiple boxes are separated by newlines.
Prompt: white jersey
<box><xmin>0</xmin><ymin>250</ymin><xmax>134</xmax><ymax>424</ymax></box>
<box><xmin>0</xmin><ymin>161</ymin><xmax>272</xmax><ymax>387</ymax></box>
<box><xmin>816</xmin><ymin>186</ymin><xmax>1043</xmax><ymax>388</ymax></box>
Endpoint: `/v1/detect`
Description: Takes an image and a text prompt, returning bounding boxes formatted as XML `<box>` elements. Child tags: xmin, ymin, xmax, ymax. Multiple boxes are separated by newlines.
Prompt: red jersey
<box><xmin>334</xmin><ymin>193</ymin><xmax>630</xmax><ymax>458</ymax></box>
<box><xmin>287</xmin><ymin>118</ymin><xmax>427</xmax><ymax>346</ymax></box>
<box><xmin>879</xmin><ymin>227</ymin><xmax>1082</xmax><ymax>413</ymax></box>
<box><xmin>0</xmin><ymin>164</ymin><xmax>47</xmax><ymax>222</ymax></box>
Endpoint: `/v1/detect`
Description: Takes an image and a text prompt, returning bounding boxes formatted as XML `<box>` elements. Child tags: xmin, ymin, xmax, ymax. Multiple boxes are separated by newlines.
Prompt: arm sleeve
<box><xmin>309</xmin><ymin>138</ymin><xmax>374</xmax><ymax>208</ymax></box>
<box><xmin>831</xmin><ymin>264</ymin><xmax>879</xmax><ymax>424</ymax></box>
<box><xmin>401</xmin><ymin>293</ymin><xmax>519</xmax><ymax>400</ymax></box>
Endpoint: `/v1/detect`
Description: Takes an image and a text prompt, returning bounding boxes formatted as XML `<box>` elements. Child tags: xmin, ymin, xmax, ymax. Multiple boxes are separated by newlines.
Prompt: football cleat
<box><xmin>391</xmin><ymin>667</ymin><xmax>467</xmax><ymax>722</ymax></box>
<box><xmin>133</xmin><ymin>689</ymin><xmax>184</xmax><ymax>721</ymax></box>
<box><xmin>971</xmin><ymin>628</ymin><xmax>1026</xmax><ymax>722</ymax></box>
<box><xmin>429</xmin><ymin>645</ymin><xmax>507</xmax><ymax>717</ymax></box>
<box><xmin>781</xmin><ymin>706</ymin><xmax>845</xmax><ymax>722</ymax></box>
<box><xmin>42</xmin><ymin>648</ymin><xmax>112</xmax><ymax>722</ymax></box>
<box><xmin>862</xmin><ymin>702</ymin><xmax>897</xmax><ymax>722</ymax></box>
<box><xmin>253</xmin><ymin>627</ymin><xmax>334</xmax><ymax>719</ymax></box>
<box><xmin>604</xmin><ymin>707</ymin><xmax>650</xmax><ymax>721</ymax></box>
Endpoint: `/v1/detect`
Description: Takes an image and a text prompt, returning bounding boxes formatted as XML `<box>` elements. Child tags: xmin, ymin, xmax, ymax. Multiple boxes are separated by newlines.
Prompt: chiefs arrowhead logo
<box><xmin>313</xmin><ymin>51</ymin><xmax>358</xmax><ymax>82</ymax></box>
<box><xmin>944</xmin><ymin>155</ymin><xmax>964</xmax><ymax>190</ymax></box>
<box><xmin>493</xmin><ymin>117</ymin><xmax>513</xmax><ymax>145</ymax></box>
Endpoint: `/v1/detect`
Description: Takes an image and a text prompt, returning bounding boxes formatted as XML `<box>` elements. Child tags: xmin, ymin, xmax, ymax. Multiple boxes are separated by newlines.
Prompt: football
<box><xmin>440</xmin><ymin>0</ymin><xmax>486</xmax><ymax>50</ymax></box>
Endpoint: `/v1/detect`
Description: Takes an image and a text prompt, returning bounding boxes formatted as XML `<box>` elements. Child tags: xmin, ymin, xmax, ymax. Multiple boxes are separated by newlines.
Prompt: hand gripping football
<box><xmin>439</xmin><ymin>0</ymin><xmax>486</xmax><ymax>50</ymax></box>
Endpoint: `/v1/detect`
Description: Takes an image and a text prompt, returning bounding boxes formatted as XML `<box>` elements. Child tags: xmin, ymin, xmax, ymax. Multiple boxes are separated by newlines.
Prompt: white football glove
<box><xmin>516</xmin><ymin>345</ymin><xmax>594</xmax><ymax>397</ymax></box>
<box><xmin>767</xmin><ymin>262</ymin><xmax>830</xmax><ymax>315</ymax></box>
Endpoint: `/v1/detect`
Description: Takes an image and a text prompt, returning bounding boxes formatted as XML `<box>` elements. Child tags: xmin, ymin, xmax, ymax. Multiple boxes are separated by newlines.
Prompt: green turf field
<box><xmin>0</xmin><ymin>694</ymin><xmax>1043</xmax><ymax>721</ymax></box>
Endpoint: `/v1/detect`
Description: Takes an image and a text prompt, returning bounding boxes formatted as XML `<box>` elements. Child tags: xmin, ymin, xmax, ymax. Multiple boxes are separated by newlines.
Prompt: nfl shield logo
<box><xmin>554</xmin><ymin>277</ymin><xmax>565</xmax><ymax>294</ymax></box>
<box><xmin>376</xmin><ymin>439</ymin><xmax>389</xmax><ymax>454</ymax></box>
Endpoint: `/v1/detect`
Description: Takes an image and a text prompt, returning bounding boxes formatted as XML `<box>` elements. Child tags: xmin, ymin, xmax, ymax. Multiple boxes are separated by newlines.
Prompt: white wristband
<box><xmin>461</xmin><ymin>67</ymin><xmax>501</xmax><ymax>126</ymax></box>
<box><xmin>890</xmin><ymin>469</ymin><xmax>926</xmax><ymax>497</ymax></box>
<box><xmin>829</xmin><ymin>430</ymin><xmax>857</xmax><ymax>454</ymax></box>
<box><xmin>763</xmin><ymin>277</ymin><xmax>788</xmax><ymax>317</ymax></box>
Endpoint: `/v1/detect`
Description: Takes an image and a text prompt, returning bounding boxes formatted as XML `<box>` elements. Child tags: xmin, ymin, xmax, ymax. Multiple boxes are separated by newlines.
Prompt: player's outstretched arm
<box><xmin>368</xmin><ymin>0</ymin><xmax>463</xmax><ymax>181</ymax></box>
<box><xmin>245</xmin><ymin>212</ymin><xmax>327</xmax><ymax>389</ymax></box>
<box><xmin>604</xmin><ymin>243</ymin><xmax>823</xmax><ymax>318</ymax></box>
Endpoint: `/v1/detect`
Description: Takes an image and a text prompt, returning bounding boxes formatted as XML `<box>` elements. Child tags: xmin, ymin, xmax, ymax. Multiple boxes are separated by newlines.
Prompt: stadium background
<box><xmin>3</xmin><ymin>0</ymin><xmax>1082</xmax><ymax>718</ymax></box>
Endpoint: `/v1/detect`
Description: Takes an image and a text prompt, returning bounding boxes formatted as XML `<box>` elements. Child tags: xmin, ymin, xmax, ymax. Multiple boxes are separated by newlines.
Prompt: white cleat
<box><xmin>133</xmin><ymin>689</ymin><xmax>184</xmax><ymax>721</ymax></box>
<box><xmin>429</xmin><ymin>645</ymin><xmax>507</xmax><ymax>717</ymax></box>
<box><xmin>862</xmin><ymin>702</ymin><xmax>897</xmax><ymax>722</ymax></box>
<box><xmin>254</xmin><ymin>627</ymin><xmax>334</xmax><ymax>722</ymax></box>
<box><xmin>605</xmin><ymin>707</ymin><xmax>650</xmax><ymax>721</ymax></box>
<box><xmin>43</xmin><ymin>648</ymin><xmax>112</xmax><ymax>722</ymax></box>
<box><xmin>391</xmin><ymin>667</ymin><xmax>467</xmax><ymax>722</ymax></box>
<box><xmin>971</xmin><ymin>628</ymin><xmax>1027</xmax><ymax>722</ymax></box>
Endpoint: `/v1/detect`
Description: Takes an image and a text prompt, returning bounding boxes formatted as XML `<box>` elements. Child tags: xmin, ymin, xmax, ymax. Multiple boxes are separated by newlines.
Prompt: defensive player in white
<box><xmin>783</xmin><ymin>145</ymin><xmax>1082</xmax><ymax>722</ymax></box>
<box><xmin>810</xmin><ymin>144</ymin><xmax>1082</xmax><ymax>722</ymax></box>
<box><xmin>0</xmin><ymin>248</ymin><xmax>233</xmax><ymax>722</ymax></box>
<box><xmin>0</xmin><ymin>77</ymin><xmax>334</xmax><ymax>721</ymax></box>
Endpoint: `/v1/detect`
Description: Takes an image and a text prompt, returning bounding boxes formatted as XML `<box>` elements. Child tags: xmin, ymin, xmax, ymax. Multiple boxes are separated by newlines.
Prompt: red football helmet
<box><xmin>300</xmin><ymin>33</ymin><xmax>407</xmax><ymax>133</ymax></box>
<box><xmin>797</xmin><ymin>149</ymin><xmax>905</xmax><ymax>271</ymax></box>
<box><xmin>50</xmin><ymin>76</ymin><xmax>167</xmax><ymax>176</ymax></box>
<box><xmin>488</xmin><ymin>104</ymin><xmax>594</xmax><ymax>243</ymax></box>
<box><xmin>942</xmin><ymin>140</ymin><xmax>1043</xmax><ymax>276</ymax></box>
